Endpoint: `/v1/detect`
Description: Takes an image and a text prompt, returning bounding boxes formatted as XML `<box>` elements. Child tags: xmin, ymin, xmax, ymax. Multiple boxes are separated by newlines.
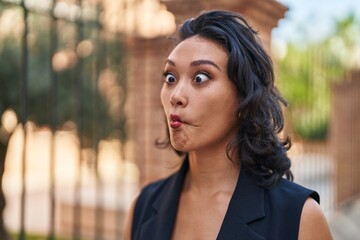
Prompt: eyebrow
<box><xmin>165</xmin><ymin>59</ymin><xmax>222</xmax><ymax>71</ymax></box>
<box><xmin>191</xmin><ymin>60</ymin><xmax>221</xmax><ymax>71</ymax></box>
<box><xmin>165</xmin><ymin>59</ymin><xmax>176</xmax><ymax>66</ymax></box>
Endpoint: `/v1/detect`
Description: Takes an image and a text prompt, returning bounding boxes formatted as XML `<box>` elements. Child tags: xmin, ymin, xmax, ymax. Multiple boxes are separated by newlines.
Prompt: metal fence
<box><xmin>0</xmin><ymin>0</ymin><xmax>128</xmax><ymax>239</ymax></box>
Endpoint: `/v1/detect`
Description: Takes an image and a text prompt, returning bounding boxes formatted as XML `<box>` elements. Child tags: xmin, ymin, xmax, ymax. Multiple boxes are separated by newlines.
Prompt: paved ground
<box><xmin>328</xmin><ymin>199</ymin><xmax>360</xmax><ymax>240</ymax></box>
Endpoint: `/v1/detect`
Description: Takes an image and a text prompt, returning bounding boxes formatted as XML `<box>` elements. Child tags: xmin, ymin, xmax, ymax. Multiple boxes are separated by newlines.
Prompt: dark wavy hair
<box><xmin>158</xmin><ymin>10</ymin><xmax>293</xmax><ymax>188</ymax></box>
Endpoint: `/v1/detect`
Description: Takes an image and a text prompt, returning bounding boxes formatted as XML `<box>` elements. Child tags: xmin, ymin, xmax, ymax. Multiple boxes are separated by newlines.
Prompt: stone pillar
<box><xmin>161</xmin><ymin>0</ymin><xmax>205</xmax><ymax>24</ymax></box>
<box><xmin>124</xmin><ymin>36</ymin><xmax>180</xmax><ymax>186</ymax></box>
<box><xmin>220</xmin><ymin>0</ymin><xmax>287</xmax><ymax>54</ymax></box>
<box><xmin>125</xmin><ymin>1</ymin><xmax>208</xmax><ymax>187</ymax></box>
<box><xmin>163</xmin><ymin>0</ymin><xmax>287</xmax><ymax>54</ymax></box>
<box><xmin>331</xmin><ymin>71</ymin><xmax>360</xmax><ymax>205</ymax></box>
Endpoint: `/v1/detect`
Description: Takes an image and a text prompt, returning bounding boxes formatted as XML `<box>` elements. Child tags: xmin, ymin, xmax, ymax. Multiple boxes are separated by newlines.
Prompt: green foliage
<box><xmin>0</xmin><ymin>6</ymin><xmax>127</xmax><ymax>145</ymax></box>
<box><xmin>276</xmin><ymin>13</ymin><xmax>359</xmax><ymax>140</ymax></box>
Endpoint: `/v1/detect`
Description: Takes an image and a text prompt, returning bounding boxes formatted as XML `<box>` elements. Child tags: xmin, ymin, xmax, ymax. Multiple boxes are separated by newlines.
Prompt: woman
<box><xmin>124</xmin><ymin>10</ymin><xmax>332</xmax><ymax>240</ymax></box>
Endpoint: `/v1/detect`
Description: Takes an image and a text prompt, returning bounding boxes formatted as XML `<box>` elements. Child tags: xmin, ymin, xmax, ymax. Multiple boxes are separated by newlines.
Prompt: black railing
<box><xmin>0</xmin><ymin>0</ymin><xmax>127</xmax><ymax>239</ymax></box>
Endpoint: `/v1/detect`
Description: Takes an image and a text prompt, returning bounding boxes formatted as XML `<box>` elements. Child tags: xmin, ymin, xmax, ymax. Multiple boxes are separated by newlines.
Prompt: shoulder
<box><xmin>123</xmin><ymin>195</ymin><xmax>137</xmax><ymax>240</ymax></box>
<box><xmin>262</xmin><ymin>178</ymin><xmax>320</xmax><ymax>227</ymax></box>
<box><xmin>264</xmin><ymin>178</ymin><xmax>320</xmax><ymax>221</ymax></box>
<box><xmin>252</xmin><ymin>178</ymin><xmax>325</xmax><ymax>239</ymax></box>
<box><xmin>298</xmin><ymin>198</ymin><xmax>333</xmax><ymax>240</ymax></box>
<box><xmin>266</xmin><ymin>178</ymin><xmax>319</xmax><ymax>205</ymax></box>
<box><xmin>134</xmin><ymin>172</ymin><xmax>177</xmax><ymax>212</ymax></box>
<box><xmin>129</xmin><ymin>171</ymin><xmax>179</xmax><ymax>239</ymax></box>
<box><xmin>256</xmin><ymin>179</ymin><xmax>332</xmax><ymax>239</ymax></box>
<box><xmin>123</xmin><ymin>175</ymin><xmax>175</xmax><ymax>240</ymax></box>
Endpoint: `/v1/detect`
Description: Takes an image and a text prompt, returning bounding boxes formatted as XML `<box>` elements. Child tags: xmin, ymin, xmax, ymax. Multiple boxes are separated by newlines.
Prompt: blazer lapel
<box><xmin>217</xmin><ymin>168</ymin><xmax>265</xmax><ymax>240</ymax></box>
<box><xmin>138</xmin><ymin>160</ymin><xmax>265</xmax><ymax>240</ymax></box>
<box><xmin>139</xmin><ymin>159</ymin><xmax>189</xmax><ymax>240</ymax></box>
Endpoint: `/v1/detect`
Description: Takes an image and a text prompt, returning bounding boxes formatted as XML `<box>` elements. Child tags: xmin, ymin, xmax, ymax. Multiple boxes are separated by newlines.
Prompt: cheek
<box><xmin>208</xmin><ymin>94</ymin><xmax>238</xmax><ymax>125</ymax></box>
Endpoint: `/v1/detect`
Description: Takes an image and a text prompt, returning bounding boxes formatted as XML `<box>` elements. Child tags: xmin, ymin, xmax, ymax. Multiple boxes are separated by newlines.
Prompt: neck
<box><xmin>184</xmin><ymin>150</ymin><xmax>240</xmax><ymax>195</ymax></box>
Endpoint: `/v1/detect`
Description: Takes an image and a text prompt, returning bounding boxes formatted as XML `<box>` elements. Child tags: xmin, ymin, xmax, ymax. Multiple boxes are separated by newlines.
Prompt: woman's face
<box><xmin>161</xmin><ymin>35</ymin><xmax>239</xmax><ymax>153</ymax></box>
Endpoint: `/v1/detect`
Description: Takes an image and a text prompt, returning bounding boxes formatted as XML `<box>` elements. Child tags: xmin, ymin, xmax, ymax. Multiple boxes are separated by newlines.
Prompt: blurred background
<box><xmin>0</xmin><ymin>0</ymin><xmax>359</xmax><ymax>239</ymax></box>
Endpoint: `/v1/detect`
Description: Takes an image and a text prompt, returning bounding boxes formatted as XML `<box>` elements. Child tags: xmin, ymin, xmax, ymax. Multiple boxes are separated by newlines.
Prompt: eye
<box><xmin>193</xmin><ymin>72</ymin><xmax>210</xmax><ymax>84</ymax></box>
<box><xmin>163</xmin><ymin>72</ymin><xmax>176</xmax><ymax>84</ymax></box>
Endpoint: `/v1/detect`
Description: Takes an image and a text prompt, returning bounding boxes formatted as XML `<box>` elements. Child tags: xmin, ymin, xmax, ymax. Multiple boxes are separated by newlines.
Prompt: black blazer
<box><xmin>131</xmin><ymin>159</ymin><xmax>319</xmax><ymax>240</ymax></box>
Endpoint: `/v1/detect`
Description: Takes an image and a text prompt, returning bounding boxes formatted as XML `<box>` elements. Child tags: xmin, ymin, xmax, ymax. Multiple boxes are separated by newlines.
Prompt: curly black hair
<box><xmin>158</xmin><ymin>10</ymin><xmax>293</xmax><ymax>188</ymax></box>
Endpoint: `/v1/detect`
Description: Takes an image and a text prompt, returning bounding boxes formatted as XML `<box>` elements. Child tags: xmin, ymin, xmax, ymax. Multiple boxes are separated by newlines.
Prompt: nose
<box><xmin>170</xmin><ymin>81</ymin><xmax>188</xmax><ymax>107</ymax></box>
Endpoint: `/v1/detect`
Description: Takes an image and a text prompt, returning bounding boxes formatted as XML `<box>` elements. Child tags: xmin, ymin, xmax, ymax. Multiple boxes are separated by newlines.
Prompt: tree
<box><xmin>0</xmin><ymin>4</ymin><xmax>126</xmax><ymax>238</ymax></box>
<box><xmin>275</xmin><ymin>13</ymin><xmax>360</xmax><ymax>140</ymax></box>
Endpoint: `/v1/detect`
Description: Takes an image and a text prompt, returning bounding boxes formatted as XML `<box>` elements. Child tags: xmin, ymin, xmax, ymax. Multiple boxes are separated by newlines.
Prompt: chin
<box><xmin>171</xmin><ymin>144</ymin><xmax>187</xmax><ymax>153</ymax></box>
<box><xmin>170</xmin><ymin>140</ymin><xmax>190</xmax><ymax>153</ymax></box>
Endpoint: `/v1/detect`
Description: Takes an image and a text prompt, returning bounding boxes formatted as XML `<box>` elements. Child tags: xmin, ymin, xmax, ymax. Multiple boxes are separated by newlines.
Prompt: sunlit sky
<box><xmin>273</xmin><ymin>0</ymin><xmax>360</xmax><ymax>43</ymax></box>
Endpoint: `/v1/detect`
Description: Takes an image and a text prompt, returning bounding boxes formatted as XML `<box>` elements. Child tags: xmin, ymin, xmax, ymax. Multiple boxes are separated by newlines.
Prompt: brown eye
<box><xmin>164</xmin><ymin>72</ymin><xmax>176</xmax><ymax>83</ymax></box>
<box><xmin>194</xmin><ymin>72</ymin><xmax>210</xmax><ymax>84</ymax></box>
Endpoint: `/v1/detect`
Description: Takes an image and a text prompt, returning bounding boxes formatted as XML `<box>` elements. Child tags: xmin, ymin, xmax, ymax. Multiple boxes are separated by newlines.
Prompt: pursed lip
<box><xmin>169</xmin><ymin>113</ymin><xmax>183</xmax><ymax>129</ymax></box>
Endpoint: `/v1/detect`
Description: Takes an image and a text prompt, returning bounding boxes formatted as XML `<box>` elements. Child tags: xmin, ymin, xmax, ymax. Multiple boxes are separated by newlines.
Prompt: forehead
<box><xmin>167</xmin><ymin>36</ymin><xmax>228</xmax><ymax>66</ymax></box>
